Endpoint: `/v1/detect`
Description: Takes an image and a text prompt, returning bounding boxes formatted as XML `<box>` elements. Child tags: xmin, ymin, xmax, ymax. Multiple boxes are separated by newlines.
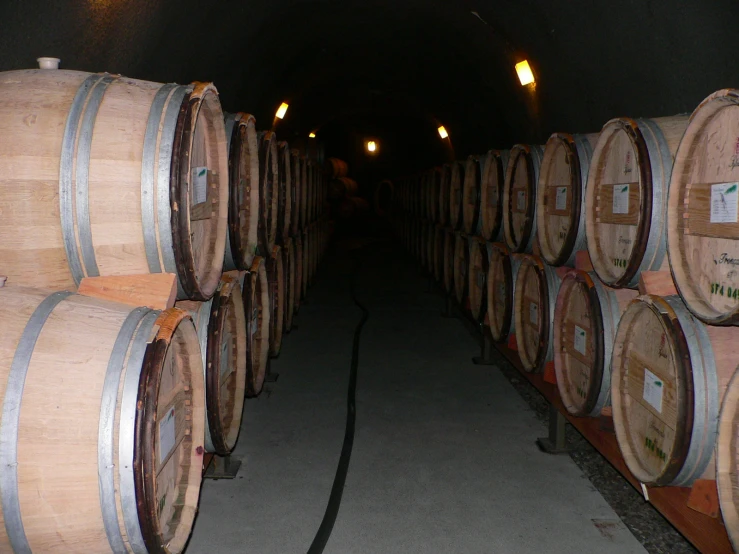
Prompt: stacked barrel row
<box><xmin>395</xmin><ymin>89</ymin><xmax>739</xmax><ymax>552</ymax></box>
<box><xmin>0</xmin><ymin>62</ymin><xmax>330</xmax><ymax>553</ymax></box>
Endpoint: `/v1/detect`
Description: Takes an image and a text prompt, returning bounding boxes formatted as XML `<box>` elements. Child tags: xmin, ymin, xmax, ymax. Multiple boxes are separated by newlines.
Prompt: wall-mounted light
<box><xmin>308</xmin><ymin>132</ymin><xmax>316</xmax><ymax>138</ymax></box>
<box><xmin>275</xmin><ymin>102</ymin><xmax>289</xmax><ymax>119</ymax></box>
<box><xmin>515</xmin><ymin>60</ymin><xmax>535</xmax><ymax>86</ymax></box>
<box><xmin>366</xmin><ymin>140</ymin><xmax>378</xmax><ymax>154</ymax></box>
<box><xmin>438</xmin><ymin>125</ymin><xmax>449</xmax><ymax>139</ymax></box>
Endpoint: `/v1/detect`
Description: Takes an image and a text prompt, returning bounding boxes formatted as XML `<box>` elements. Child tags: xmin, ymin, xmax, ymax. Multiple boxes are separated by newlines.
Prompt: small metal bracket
<box><xmin>472</xmin><ymin>325</ymin><xmax>496</xmax><ymax>365</ymax></box>
<box><xmin>204</xmin><ymin>455</ymin><xmax>242</xmax><ymax>479</ymax></box>
<box><xmin>536</xmin><ymin>405</ymin><xmax>570</xmax><ymax>454</ymax></box>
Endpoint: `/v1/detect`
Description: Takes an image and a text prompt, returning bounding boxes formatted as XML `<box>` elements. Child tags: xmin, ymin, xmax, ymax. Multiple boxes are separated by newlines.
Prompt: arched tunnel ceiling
<box><xmin>1</xmin><ymin>0</ymin><xmax>739</xmax><ymax>181</ymax></box>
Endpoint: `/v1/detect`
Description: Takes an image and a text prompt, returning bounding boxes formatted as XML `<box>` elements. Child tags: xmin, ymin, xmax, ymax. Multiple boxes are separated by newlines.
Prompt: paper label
<box><xmin>529</xmin><ymin>302</ymin><xmax>539</xmax><ymax>325</ymax></box>
<box><xmin>555</xmin><ymin>187</ymin><xmax>568</xmax><ymax>211</ymax></box>
<box><xmin>710</xmin><ymin>182</ymin><xmax>739</xmax><ymax>223</ymax></box>
<box><xmin>158</xmin><ymin>407</ymin><xmax>176</xmax><ymax>465</ymax></box>
<box><xmin>220</xmin><ymin>333</ymin><xmax>232</xmax><ymax>379</ymax></box>
<box><xmin>574</xmin><ymin>325</ymin><xmax>587</xmax><ymax>355</ymax></box>
<box><xmin>192</xmin><ymin>167</ymin><xmax>209</xmax><ymax>205</ymax></box>
<box><xmin>642</xmin><ymin>368</ymin><xmax>663</xmax><ymax>413</ymax></box>
<box><xmin>517</xmin><ymin>190</ymin><xmax>526</xmax><ymax>211</ymax></box>
<box><xmin>612</xmin><ymin>184</ymin><xmax>630</xmax><ymax>214</ymax></box>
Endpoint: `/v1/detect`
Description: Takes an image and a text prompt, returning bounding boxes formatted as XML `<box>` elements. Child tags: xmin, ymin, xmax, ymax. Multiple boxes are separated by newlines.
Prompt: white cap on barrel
<box><xmin>37</xmin><ymin>57</ymin><xmax>60</xmax><ymax>70</ymax></box>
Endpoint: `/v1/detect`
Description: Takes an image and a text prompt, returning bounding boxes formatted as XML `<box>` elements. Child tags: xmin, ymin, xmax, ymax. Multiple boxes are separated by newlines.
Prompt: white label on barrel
<box><xmin>529</xmin><ymin>302</ymin><xmax>539</xmax><ymax>325</ymax></box>
<box><xmin>642</xmin><ymin>368</ymin><xmax>663</xmax><ymax>413</ymax></box>
<box><xmin>158</xmin><ymin>407</ymin><xmax>176</xmax><ymax>465</ymax></box>
<box><xmin>517</xmin><ymin>190</ymin><xmax>526</xmax><ymax>211</ymax></box>
<box><xmin>710</xmin><ymin>182</ymin><xmax>739</xmax><ymax>223</ymax></box>
<box><xmin>192</xmin><ymin>167</ymin><xmax>209</xmax><ymax>205</ymax></box>
<box><xmin>220</xmin><ymin>333</ymin><xmax>232</xmax><ymax>379</ymax></box>
<box><xmin>612</xmin><ymin>184</ymin><xmax>630</xmax><ymax>214</ymax></box>
<box><xmin>574</xmin><ymin>325</ymin><xmax>587</xmax><ymax>355</ymax></box>
<box><xmin>555</xmin><ymin>187</ymin><xmax>568</xmax><ymax>211</ymax></box>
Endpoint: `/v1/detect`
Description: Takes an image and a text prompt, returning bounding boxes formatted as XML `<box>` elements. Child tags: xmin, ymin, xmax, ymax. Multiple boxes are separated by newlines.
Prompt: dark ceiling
<box><xmin>1</xmin><ymin>0</ymin><xmax>738</xmax><ymax>186</ymax></box>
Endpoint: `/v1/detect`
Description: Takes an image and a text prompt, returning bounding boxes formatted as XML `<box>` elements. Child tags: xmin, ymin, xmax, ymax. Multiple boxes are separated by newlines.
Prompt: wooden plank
<box><xmin>493</xmin><ymin>341</ymin><xmax>733</xmax><ymax>554</ymax></box>
<box><xmin>78</xmin><ymin>273</ymin><xmax>177</xmax><ymax>310</ymax></box>
<box><xmin>638</xmin><ymin>271</ymin><xmax>678</xmax><ymax>296</ymax></box>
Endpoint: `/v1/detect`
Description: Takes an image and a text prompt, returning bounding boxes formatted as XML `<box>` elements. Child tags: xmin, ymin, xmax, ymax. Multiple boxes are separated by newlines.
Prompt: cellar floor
<box><xmin>186</xmin><ymin>238</ymin><xmax>646</xmax><ymax>554</ymax></box>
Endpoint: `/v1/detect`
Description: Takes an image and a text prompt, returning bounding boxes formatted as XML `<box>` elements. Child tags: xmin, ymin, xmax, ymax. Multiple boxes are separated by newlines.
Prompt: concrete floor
<box><xmin>186</xmin><ymin>240</ymin><xmax>647</xmax><ymax>554</ymax></box>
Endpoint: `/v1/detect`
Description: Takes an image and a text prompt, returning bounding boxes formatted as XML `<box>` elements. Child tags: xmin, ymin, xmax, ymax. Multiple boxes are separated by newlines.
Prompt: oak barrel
<box><xmin>503</xmin><ymin>144</ymin><xmax>545</xmax><ymax>253</ymax></box>
<box><xmin>717</xmin><ymin>365</ymin><xmax>739</xmax><ymax>551</ymax></box>
<box><xmin>267</xmin><ymin>245</ymin><xmax>285</xmax><ymax>357</ymax></box>
<box><xmin>283</xmin><ymin>237</ymin><xmax>296</xmax><ymax>332</ymax></box>
<box><xmin>611</xmin><ymin>294</ymin><xmax>737</xmax><ymax>485</ymax></box>
<box><xmin>467</xmin><ymin>237</ymin><xmax>488</xmax><ymax>322</ymax></box>
<box><xmin>449</xmin><ymin>161</ymin><xmax>466</xmax><ymax>230</ymax></box>
<box><xmin>666</xmin><ymin>90</ymin><xmax>739</xmax><ymax>325</ymax></box>
<box><xmin>537</xmin><ymin>133</ymin><xmax>598</xmax><ymax>267</ymax></box>
<box><xmin>277</xmin><ymin>141</ymin><xmax>292</xmax><ymax>243</ymax></box>
<box><xmin>302</xmin><ymin>228</ymin><xmax>311</xmax><ymax>298</ymax></box>
<box><xmin>462</xmin><ymin>155</ymin><xmax>483</xmax><ymax>235</ymax></box>
<box><xmin>438</xmin><ymin>165</ymin><xmax>452</xmax><ymax>226</ymax></box>
<box><xmin>427</xmin><ymin>168</ymin><xmax>441</xmax><ymax>222</ymax></box>
<box><xmin>294</xmin><ymin>234</ymin><xmax>304</xmax><ymax>310</ymax></box>
<box><xmin>443</xmin><ymin>228</ymin><xmax>455</xmax><ymax>294</ymax></box>
<box><xmin>585</xmin><ymin>116</ymin><xmax>688</xmax><ymax>288</ymax></box>
<box><xmin>480</xmin><ymin>150</ymin><xmax>510</xmax><ymax>241</ymax></box>
<box><xmin>0</xmin><ymin>287</ymin><xmax>204</xmax><ymax>553</ymax></box>
<box><xmin>243</xmin><ymin>256</ymin><xmax>271</xmax><ymax>397</ymax></box>
<box><xmin>329</xmin><ymin>177</ymin><xmax>359</xmax><ymax>199</ymax></box>
<box><xmin>325</xmin><ymin>157</ymin><xmax>348</xmax><ymax>179</ymax></box>
<box><xmin>485</xmin><ymin>242</ymin><xmax>521</xmax><ymax>341</ymax></box>
<box><xmin>257</xmin><ymin>131</ymin><xmax>280</xmax><ymax>253</ymax></box>
<box><xmin>453</xmin><ymin>232</ymin><xmax>470</xmax><ymax>304</ymax></box>
<box><xmin>0</xmin><ymin>69</ymin><xmax>229</xmax><ymax>301</ymax></box>
<box><xmin>290</xmin><ymin>150</ymin><xmax>302</xmax><ymax>236</ymax></box>
<box><xmin>553</xmin><ymin>270</ymin><xmax>637</xmax><ymax>416</ymax></box>
<box><xmin>176</xmin><ymin>272</ymin><xmax>247</xmax><ymax>455</ymax></box>
<box><xmin>223</xmin><ymin>112</ymin><xmax>260</xmax><ymax>271</ymax></box>
<box><xmin>433</xmin><ymin>225</ymin><xmax>445</xmax><ymax>284</ymax></box>
<box><xmin>513</xmin><ymin>255</ymin><xmax>562</xmax><ymax>371</ymax></box>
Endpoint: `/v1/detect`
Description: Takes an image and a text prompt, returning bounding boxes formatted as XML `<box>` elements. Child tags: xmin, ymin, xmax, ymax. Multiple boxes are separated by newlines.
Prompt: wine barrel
<box><xmin>462</xmin><ymin>155</ymin><xmax>483</xmax><ymax>235</ymax></box>
<box><xmin>718</xmin><ymin>367</ymin><xmax>739</xmax><ymax>551</ymax></box>
<box><xmin>0</xmin><ymin>68</ymin><xmax>229</xmax><ymax>301</ymax></box>
<box><xmin>267</xmin><ymin>245</ymin><xmax>285</xmax><ymax>357</ymax></box>
<box><xmin>485</xmin><ymin>243</ymin><xmax>522</xmax><ymax>341</ymax></box>
<box><xmin>443</xmin><ymin>228</ymin><xmax>455</xmax><ymax>294</ymax></box>
<box><xmin>468</xmin><ymin>237</ymin><xmax>488</xmax><ymax>322</ymax></box>
<box><xmin>427</xmin><ymin>168</ymin><xmax>441</xmax><ymax>222</ymax></box>
<box><xmin>176</xmin><ymin>272</ymin><xmax>247</xmax><ymax>455</ymax></box>
<box><xmin>257</xmin><ymin>131</ymin><xmax>279</xmax><ymax>254</ymax></box>
<box><xmin>330</xmin><ymin>177</ymin><xmax>359</xmax><ymax>199</ymax></box>
<box><xmin>223</xmin><ymin>112</ymin><xmax>260</xmax><ymax>272</ymax></box>
<box><xmin>503</xmin><ymin>144</ymin><xmax>544</xmax><ymax>253</ymax></box>
<box><xmin>480</xmin><ymin>150</ymin><xmax>510</xmax><ymax>241</ymax></box>
<box><xmin>537</xmin><ymin>133</ymin><xmax>598</xmax><ymax>267</ymax></box>
<box><xmin>283</xmin><ymin>237</ymin><xmax>295</xmax><ymax>333</ymax></box>
<box><xmin>294</xmin><ymin>234</ymin><xmax>304</xmax><ymax>309</ymax></box>
<box><xmin>667</xmin><ymin>91</ymin><xmax>739</xmax><ymax>325</ymax></box>
<box><xmin>243</xmin><ymin>256</ymin><xmax>271</xmax><ymax>397</ymax></box>
<box><xmin>553</xmin><ymin>270</ymin><xmax>637</xmax><ymax>416</ymax></box>
<box><xmin>0</xmin><ymin>287</ymin><xmax>204</xmax><ymax>553</ymax></box>
<box><xmin>433</xmin><ymin>225</ymin><xmax>445</xmax><ymax>284</ymax></box>
<box><xmin>513</xmin><ymin>255</ymin><xmax>562</xmax><ymax>371</ymax></box>
<box><xmin>585</xmin><ymin>116</ymin><xmax>689</xmax><ymax>288</ymax></box>
<box><xmin>325</xmin><ymin>157</ymin><xmax>348</xmax><ymax>178</ymax></box>
<box><xmin>374</xmin><ymin>179</ymin><xmax>394</xmax><ymax>218</ymax></box>
<box><xmin>306</xmin><ymin>160</ymin><xmax>316</xmax><ymax>224</ymax></box>
<box><xmin>277</xmin><ymin>141</ymin><xmax>292</xmax><ymax>243</ymax></box>
<box><xmin>453</xmin><ymin>232</ymin><xmax>470</xmax><ymax>304</ymax></box>
<box><xmin>290</xmin><ymin>149</ymin><xmax>302</xmax><ymax>236</ymax></box>
<box><xmin>449</xmin><ymin>160</ymin><xmax>466</xmax><ymax>230</ymax></box>
<box><xmin>611</xmin><ymin>294</ymin><xmax>737</xmax><ymax>486</ymax></box>
<box><xmin>438</xmin><ymin>164</ymin><xmax>452</xmax><ymax>226</ymax></box>
<box><xmin>426</xmin><ymin>222</ymin><xmax>436</xmax><ymax>275</ymax></box>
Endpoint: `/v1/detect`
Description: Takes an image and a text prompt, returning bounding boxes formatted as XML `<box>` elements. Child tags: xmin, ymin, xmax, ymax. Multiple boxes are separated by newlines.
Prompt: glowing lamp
<box><xmin>367</xmin><ymin>140</ymin><xmax>377</xmax><ymax>152</ymax></box>
<box><xmin>308</xmin><ymin>132</ymin><xmax>316</xmax><ymax>138</ymax></box>
<box><xmin>438</xmin><ymin>126</ymin><xmax>449</xmax><ymax>139</ymax></box>
<box><xmin>275</xmin><ymin>102</ymin><xmax>289</xmax><ymax>119</ymax></box>
<box><xmin>515</xmin><ymin>60</ymin><xmax>535</xmax><ymax>86</ymax></box>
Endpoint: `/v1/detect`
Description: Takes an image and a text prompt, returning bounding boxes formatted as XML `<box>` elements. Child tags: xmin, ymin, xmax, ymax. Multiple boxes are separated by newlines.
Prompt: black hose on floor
<box><xmin>307</xmin><ymin>252</ymin><xmax>369</xmax><ymax>554</ymax></box>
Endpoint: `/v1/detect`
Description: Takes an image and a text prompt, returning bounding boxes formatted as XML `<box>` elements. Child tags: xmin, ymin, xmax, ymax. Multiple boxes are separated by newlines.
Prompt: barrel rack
<box><xmin>435</xmin><ymin>264</ymin><xmax>734</xmax><ymax>554</ymax></box>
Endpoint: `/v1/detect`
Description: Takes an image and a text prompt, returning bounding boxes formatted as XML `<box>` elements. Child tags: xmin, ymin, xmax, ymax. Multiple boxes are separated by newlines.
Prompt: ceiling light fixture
<box><xmin>367</xmin><ymin>140</ymin><xmax>377</xmax><ymax>152</ymax></box>
<box><xmin>515</xmin><ymin>60</ymin><xmax>535</xmax><ymax>86</ymax></box>
<box><xmin>438</xmin><ymin>125</ymin><xmax>449</xmax><ymax>139</ymax></box>
<box><xmin>275</xmin><ymin>102</ymin><xmax>289</xmax><ymax>119</ymax></box>
<box><xmin>308</xmin><ymin>132</ymin><xmax>316</xmax><ymax>138</ymax></box>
